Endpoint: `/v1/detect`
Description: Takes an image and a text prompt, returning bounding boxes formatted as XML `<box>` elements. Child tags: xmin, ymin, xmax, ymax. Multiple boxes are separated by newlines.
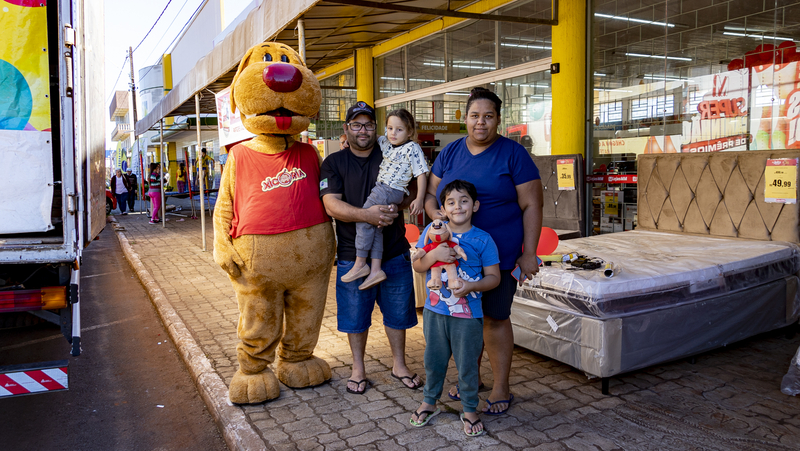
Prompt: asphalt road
<box><xmin>0</xmin><ymin>227</ymin><xmax>228</xmax><ymax>451</ymax></box>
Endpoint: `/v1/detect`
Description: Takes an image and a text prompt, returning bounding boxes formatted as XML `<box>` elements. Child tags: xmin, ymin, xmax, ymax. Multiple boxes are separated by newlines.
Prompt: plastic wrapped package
<box><xmin>782</xmin><ymin>345</ymin><xmax>800</xmax><ymax>396</ymax></box>
<box><xmin>510</xmin><ymin>231</ymin><xmax>800</xmax><ymax>378</ymax></box>
<box><xmin>517</xmin><ymin>231</ymin><xmax>800</xmax><ymax>318</ymax></box>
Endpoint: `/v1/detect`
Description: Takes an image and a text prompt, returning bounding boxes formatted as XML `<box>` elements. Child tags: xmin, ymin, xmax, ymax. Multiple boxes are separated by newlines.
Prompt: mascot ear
<box><xmin>229</xmin><ymin>46</ymin><xmax>255</xmax><ymax>114</ymax></box>
<box><xmin>423</xmin><ymin>229</ymin><xmax>432</xmax><ymax>247</ymax></box>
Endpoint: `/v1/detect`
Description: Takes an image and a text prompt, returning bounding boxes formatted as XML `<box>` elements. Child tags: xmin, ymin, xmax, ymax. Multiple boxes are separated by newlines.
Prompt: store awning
<box><xmin>135</xmin><ymin>0</ymin><xmax>557</xmax><ymax>136</ymax></box>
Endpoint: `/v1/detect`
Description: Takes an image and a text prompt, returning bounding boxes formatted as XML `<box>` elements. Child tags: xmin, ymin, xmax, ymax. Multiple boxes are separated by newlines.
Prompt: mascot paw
<box><xmin>276</xmin><ymin>356</ymin><xmax>332</xmax><ymax>388</ymax></box>
<box><xmin>427</xmin><ymin>278</ymin><xmax>442</xmax><ymax>290</ymax></box>
<box><xmin>229</xmin><ymin>369</ymin><xmax>281</xmax><ymax>404</ymax></box>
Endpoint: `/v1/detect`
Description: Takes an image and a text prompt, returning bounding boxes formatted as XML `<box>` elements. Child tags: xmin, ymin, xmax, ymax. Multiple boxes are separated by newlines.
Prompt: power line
<box><xmin>138</xmin><ymin>0</ymin><xmax>204</xmax><ymax>86</ymax></box>
<box><xmin>132</xmin><ymin>0</ymin><xmax>175</xmax><ymax>53</ymax></box>
<box><xmin>106</xmin><ymin>55</ymin><xmax>129</xmax><ymax>103</ymax></box>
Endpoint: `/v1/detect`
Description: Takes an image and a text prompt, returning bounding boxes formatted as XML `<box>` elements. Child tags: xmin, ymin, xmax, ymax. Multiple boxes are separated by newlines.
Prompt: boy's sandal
<box><xmin>346</xmin><ymin>379</ymin><xmax>369</xmax><ymax>395</ymax></box>
<box><xmin>410</xmin><ymin>408</ymin><xmax>440</xmax><ymax>427</ymax></box>
<box><xmin>460</xmin><ymin>413</ymin><xmax>485</xmax><ymax>437</ymax></box>
<box><xmin>358</xmin><ymin>270</ymin><xmax>386</xmax><ymax>290</ymax></box>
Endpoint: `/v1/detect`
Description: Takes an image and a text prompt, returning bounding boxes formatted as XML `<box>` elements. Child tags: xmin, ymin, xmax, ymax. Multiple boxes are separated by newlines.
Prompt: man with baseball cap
<box><xmin>320</xmin><ymin>101</ymin><xmax>422</xmax><ymax>394</ymax></box>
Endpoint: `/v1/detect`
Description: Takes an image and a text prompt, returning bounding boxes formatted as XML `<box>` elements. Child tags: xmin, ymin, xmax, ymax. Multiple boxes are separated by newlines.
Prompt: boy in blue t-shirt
<box><xmin>409</xmin><ymin>180</ymin><xmax>500</xmax><ymax>437</ymax></box>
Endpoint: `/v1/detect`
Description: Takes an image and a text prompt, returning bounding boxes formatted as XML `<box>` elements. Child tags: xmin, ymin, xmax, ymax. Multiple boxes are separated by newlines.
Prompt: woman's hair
<box><xmin>465</xmin><ymin>87</ymin><xmax>502</xmax><ymax>116</ymax></box>
<box><xmin>149</xmin><ymin>162</ymin><xmax>159</xmax><ymax>173</ymax></box>
<box><xmin>386</xmin><ymin>108</ymin><xmax>418</xmax><ymax>141</ymax></box>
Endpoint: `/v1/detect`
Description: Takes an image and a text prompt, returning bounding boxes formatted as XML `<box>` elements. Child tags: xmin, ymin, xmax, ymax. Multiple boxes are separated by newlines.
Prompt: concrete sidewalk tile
<box><xmin>110</xmin><ymin>213</ymin><xmax>800</xmax><ymax>451</ymax></box>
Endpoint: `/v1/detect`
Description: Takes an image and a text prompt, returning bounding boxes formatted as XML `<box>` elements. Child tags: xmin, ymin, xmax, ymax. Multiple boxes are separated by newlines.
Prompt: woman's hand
<box><xmin>515</xmin><ymin>252</ymin><xmax>539</xmax><ymax>286</ymax></box>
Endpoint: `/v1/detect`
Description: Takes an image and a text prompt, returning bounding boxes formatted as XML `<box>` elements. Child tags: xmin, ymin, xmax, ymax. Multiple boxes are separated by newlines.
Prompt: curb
<box><xmin>113</xmin><ymin>224</ymin><xmax>264</xmax><ymax>451</ymax></box>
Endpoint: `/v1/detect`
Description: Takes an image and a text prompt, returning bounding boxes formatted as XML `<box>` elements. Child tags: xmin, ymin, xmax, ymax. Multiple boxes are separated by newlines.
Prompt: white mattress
<box><xmin>516</xmin><ymin>230</ymin><xmax>800</xmax><ymax>318</ymax></box>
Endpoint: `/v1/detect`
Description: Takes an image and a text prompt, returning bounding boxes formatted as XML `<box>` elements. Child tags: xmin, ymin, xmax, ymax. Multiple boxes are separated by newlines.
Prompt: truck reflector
<box><xmin>0</xmin><ymin>360</ymin><xmax>68</xmax><ymax>398</ymax></box>
<box><xmin>0</xmin><ymin>286</ymin><xmax>68</xmax><ymax>313</ymax></box>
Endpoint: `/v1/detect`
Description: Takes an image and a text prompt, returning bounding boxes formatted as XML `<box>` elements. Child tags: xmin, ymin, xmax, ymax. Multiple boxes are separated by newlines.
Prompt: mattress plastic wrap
<box><xmin>510</xmin><ymin>231</ymin><xmax>800</xmax><ymax>378</ymax></box>
<box><xmin>516</xmin><ymin>230</ymin><xmax>800</xmax><ymax>319</ymax></box>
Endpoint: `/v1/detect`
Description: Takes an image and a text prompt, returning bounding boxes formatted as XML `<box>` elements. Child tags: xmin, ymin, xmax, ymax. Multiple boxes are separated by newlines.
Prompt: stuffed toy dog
<box><xmin>213</xmin><ymin>42</ymin><xmax>335</xmax><ymax>404</ymax></box>
<box><xmin>416</xmin><ymin>219</ymin><xmax>468</xmax><ymax>290</ymax></box>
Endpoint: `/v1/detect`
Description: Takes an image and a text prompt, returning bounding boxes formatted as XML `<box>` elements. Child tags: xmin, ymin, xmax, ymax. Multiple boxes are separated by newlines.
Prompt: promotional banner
<box><xmin>215</xmin><ymin>86</ymin><xmax>254</xmax><ymax>147</ymax></box>
<box><xmin>682</xmin><ymin>69</ymin><xmax>749</xmax><ymax>153</ymax></box>
<box><xmin>750</xmin><ymin>62</ymin><xmax>800</xmax><ymax>150</ymax></box>
<box><xmin>0</xmin><ymin>2</ymin><xmax>50</xmax><ymax>132</ymax></box>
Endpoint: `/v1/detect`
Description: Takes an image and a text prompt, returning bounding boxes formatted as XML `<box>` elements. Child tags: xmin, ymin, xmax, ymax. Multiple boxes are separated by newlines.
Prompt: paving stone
<box><xmin>112</xmin><ymin>213</ymin><xmax>800</xmax><ymax>451</ymax></box>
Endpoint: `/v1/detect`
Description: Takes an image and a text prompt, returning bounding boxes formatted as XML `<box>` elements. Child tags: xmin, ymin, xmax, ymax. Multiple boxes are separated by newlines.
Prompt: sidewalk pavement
<box><xmin>111</xmin><ymin>209</ymin><xmax>800</xmax><ymax>451</ymax></box>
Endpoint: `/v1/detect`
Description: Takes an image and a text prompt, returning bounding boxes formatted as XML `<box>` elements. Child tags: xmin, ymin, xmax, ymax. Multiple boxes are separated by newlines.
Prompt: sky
<box><xmin>103</xmin><ymin>0</ymin><xmax>252</xmax><ymax>150</ymax></box>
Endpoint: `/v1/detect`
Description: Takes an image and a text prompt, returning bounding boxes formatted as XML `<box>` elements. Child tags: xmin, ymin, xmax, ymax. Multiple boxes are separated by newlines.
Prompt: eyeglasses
<box><xmin>347</xmin><ymin>122</ymin><xmax>376</xmax><ymax>131</ymax></box>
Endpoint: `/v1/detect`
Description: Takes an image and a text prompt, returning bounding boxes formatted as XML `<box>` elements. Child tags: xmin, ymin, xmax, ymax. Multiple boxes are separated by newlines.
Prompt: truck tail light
<box><xmin>0</xmin><ymin>287</ymin><xmax>68</xmax><ymax>313</ymax></box>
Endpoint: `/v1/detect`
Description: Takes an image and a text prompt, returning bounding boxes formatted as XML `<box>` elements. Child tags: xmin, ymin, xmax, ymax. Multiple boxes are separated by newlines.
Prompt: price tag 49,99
<box><xmin>765</xmin><ymin>158</ymin><xmax>798</xmax><ymax>204</ymax></box>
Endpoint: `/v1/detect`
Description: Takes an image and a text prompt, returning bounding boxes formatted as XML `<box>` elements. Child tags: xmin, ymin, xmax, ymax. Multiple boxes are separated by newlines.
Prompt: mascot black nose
<box><xmin>263</xmin><ymin>63</ymin><xmax>303</xmax><ymax>92</ymax></box>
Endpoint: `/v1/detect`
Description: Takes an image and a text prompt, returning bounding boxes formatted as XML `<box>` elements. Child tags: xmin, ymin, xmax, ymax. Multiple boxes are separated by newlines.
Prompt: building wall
<box><xmin>170</xmin><ymin>0</ymin><xmax>222</xmax><ymax>87</ymax></box>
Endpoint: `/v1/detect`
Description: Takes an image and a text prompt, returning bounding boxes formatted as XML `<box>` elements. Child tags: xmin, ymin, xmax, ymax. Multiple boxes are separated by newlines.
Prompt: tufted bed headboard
<box><xmin>637</xmin><ymin>150</ymin><xmax>800</xmax><ymax>243</ymax></box>
<box><xmin>532</xmin><ymin>154</ymin><xmax>585</xmax><ymax>237</ymax></box>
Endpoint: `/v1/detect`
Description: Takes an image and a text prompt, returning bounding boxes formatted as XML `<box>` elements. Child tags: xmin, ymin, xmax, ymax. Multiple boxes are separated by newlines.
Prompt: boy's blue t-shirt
<box><xmin>431</xmin><ymin>136</ymin><xmax>539</xmax><ymax>270</ymax></box>
<box><xmin>416</xmin><ymin>223</ymin><xmax>500</xmax><ymax>319</ymax></box>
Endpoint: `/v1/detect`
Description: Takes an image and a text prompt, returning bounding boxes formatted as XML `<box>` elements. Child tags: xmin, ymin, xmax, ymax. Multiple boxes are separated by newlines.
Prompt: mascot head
<box><xmin>230</xmin><ymin>42</ymin><xmax>321</xmax><ymax>136</ymax></box>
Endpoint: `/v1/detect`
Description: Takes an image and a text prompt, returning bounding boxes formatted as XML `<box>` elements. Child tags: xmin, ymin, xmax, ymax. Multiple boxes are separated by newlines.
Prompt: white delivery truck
<box><xmin>0</xmin><ymin>0</ymin><xmax>105</xmax><ymax>397</ymax></box>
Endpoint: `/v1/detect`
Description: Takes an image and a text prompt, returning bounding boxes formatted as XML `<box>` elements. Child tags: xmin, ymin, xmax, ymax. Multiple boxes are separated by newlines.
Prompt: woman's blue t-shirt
<box><xmin>431</xmin><ymin>136</ymin><xmax>540</xmax><ymax>270</ymax></box>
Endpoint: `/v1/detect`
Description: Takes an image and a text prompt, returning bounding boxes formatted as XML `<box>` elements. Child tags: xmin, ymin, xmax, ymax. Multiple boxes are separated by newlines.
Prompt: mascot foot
<box><xmin>276</xmin><ymin>356</ymin><xmax>332</xmax><ymax>388</ymax></box>
<box><xmin>427</xmin><ymin>278</ymin><xmax>442</xmax><ymax>290</ymax></box>
<box><xmin>229</xmin><ymin>369</ymin><xmax>281</xmax><ymax>404</ymax></box>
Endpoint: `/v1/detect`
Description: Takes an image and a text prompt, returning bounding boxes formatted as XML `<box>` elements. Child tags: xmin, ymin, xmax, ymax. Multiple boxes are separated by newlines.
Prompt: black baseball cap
<box><xmin>345</xmin><ymin>101</ymin><xmax>376</xmax><ymax>122</ymax></box>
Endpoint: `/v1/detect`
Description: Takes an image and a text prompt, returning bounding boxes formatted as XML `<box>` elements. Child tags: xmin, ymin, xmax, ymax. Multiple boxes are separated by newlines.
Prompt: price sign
<box><xmin>557</xmin><ymin>159</ymin><xmax>575</xmax><ymax>190</ymax></box>
<box><xmin>602</xmin><ymin>191</ymin><xmax>619</xmax><ymax>216</ymax></box>
<box><xmin>765</xmin><ymin>158</ymin><xmax>798</xmax><ymax>204</ymax></box>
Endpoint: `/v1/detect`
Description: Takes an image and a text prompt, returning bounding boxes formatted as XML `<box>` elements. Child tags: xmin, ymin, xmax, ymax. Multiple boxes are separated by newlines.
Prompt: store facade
<box><xmin>312</xmin><ymin>0</ymin><xmax>800</xmax><ymax>236</ymax></box>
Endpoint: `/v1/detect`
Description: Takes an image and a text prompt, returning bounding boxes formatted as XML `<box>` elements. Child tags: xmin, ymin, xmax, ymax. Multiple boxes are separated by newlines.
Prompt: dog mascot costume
<box><xmin>213</xmin><ymin>42</ymin><xmax>335</xmax><ymax>404</ymax></box>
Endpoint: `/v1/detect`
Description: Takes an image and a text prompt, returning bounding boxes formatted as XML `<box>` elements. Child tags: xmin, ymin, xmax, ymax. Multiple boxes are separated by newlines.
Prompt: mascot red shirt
<box><xmin>229</xmin><ymin>141</ymin><xmax>328</xmax><ymax>238</ymax></box>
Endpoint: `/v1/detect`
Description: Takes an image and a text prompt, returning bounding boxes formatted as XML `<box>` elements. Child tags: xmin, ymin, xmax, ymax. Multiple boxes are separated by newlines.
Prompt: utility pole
<box><xmin>129</xmin><ymin>46</ymin><xmax>142</xmax><ymax>212</ymax></box>
<box><xmin>129</xmin><ymin>46</ymin><xmax>139</xmax><ymax>127</ymax></box>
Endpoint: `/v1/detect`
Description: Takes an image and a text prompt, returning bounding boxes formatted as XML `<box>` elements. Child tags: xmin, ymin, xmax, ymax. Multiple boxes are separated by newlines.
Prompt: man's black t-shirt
<box><xmin>319</xmin><ymin>144</ymin><xmax>408</xmax><ymax>262</ymax></box>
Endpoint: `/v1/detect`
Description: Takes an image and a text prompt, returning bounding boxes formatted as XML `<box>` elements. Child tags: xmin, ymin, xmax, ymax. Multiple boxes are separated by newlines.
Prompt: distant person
<box><xmin>200</xmin><ymin>148</ymin><xmax>214</xmax><ymax>189</ymax></box>
<box><xmin>125</xmin><ymin>168</ymin><xmax>138</xmax><ymax>211</ymax></box>
<box><xmin>148</xmin><ymin>163</ymin><xmax>163</xmax><ymax>224</ymax></box>
<box><xmin>110</xmin><ymin>169</ymin><xmax>131</xmax><ymax>215</ymax></box>
<box><xmin>177</xmin><ymin>162</ymin><xmax>187</xmax><ymax>193</ymax></box>
<box><xmin>339</xmin><ymin>133</ymin><xmax>348</xmax><ymax>150</ymax></box>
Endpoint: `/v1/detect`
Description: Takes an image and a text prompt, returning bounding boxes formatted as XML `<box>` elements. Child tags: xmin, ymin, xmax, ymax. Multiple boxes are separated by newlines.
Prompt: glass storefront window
<box><xmin>314</xmin><ymin>69</ymin><xmax>357</xmax><ymax>140</ymax></box>
<box><xmin>590</xmin><ymin>0</ymin><xmax>800</xmax><ymax>235</ymax></box>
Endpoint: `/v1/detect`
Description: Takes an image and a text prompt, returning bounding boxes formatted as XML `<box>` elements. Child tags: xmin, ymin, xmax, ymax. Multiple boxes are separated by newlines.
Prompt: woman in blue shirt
<box><xmin>423</xmin><ymin>87</ymin><xmax>543</xmax><ymax>415</ymax></box>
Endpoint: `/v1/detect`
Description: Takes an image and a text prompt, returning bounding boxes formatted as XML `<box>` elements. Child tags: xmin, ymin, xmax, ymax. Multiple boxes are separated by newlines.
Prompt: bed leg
<box><xmin>601</xmin><ymin>377</ymin><xmax>609</xmax><ymax>395</ymax></box>
<box><xmin>689</xmin><ymin>357</ymin><xmax>696</xmax><ymax>364</ymax></box>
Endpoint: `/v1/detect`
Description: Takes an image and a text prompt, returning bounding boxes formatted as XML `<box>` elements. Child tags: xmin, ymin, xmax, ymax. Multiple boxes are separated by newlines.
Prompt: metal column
<box><xmin>196</xmin><ymin>93</ymin><xmax>206</xmax><ymax>251</ymax></box>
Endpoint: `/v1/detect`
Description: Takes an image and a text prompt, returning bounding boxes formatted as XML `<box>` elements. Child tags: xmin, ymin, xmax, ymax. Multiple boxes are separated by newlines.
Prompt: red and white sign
<box><xmin>682</xmin><ymin>69</ymin><xmax>749</xmax><ymax>153</ymax></box>
<box><xmin>0</xmin><ymin>367</ymin><xmax>68</xmax><ymax>397</ymax></box>
<box><xmin>586</xmin><ymin>174</ymin><xmax>637</xmax><ymax>184</ymax></box>
<box><xmin>681</xmin><ymin>135</ymin><xmax>750</xmax><ymax>153</ymax></box>
<box><xmin>215</xmin><ymin>86</ymin><xmax>255</xmax><ymax>147</ymax></box>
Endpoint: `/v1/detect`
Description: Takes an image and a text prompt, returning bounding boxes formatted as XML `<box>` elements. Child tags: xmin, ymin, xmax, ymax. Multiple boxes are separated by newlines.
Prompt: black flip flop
<box><xmin>346</xmin><ymin>379</ymin><xmax>369</xmax><ymax>394</ymax></box>
<box><xmin>392</xmin><ymin>372</ymin><xmax>422</xmax><ymax>390</ymax></box>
